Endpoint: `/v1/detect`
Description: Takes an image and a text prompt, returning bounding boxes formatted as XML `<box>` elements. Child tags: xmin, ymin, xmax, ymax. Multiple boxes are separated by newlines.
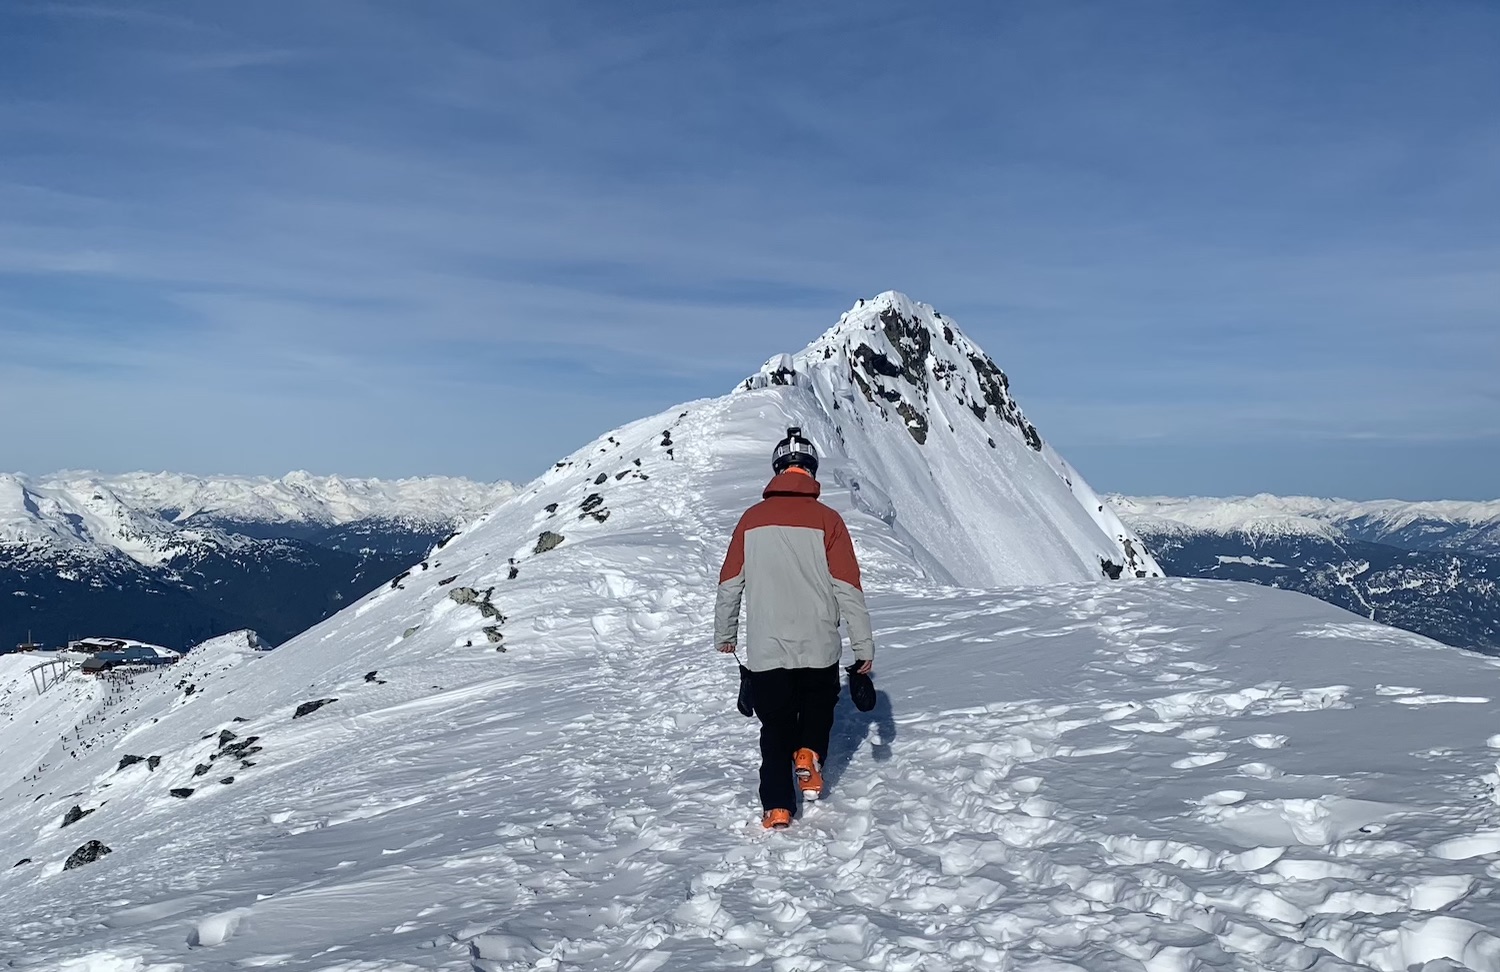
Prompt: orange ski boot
<box><xmin>762</xmin><ymin>808</ymin><xmax>792</xmax><ymax>830</ymax></box>
<box><xmin>793</xmin><ymin>748</ymin><xmax>823</xmax><ymax>801</ymax></box>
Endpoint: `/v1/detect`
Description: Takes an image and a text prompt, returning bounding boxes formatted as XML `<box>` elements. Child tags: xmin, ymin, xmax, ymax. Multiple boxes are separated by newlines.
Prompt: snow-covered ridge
<box><xmin>1115</xmin><ymin>494</ymin><xmax>1500</xmax><ymax>547</ymax></box>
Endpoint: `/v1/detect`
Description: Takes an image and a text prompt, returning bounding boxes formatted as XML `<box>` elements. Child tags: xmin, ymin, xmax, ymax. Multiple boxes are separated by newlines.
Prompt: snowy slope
<box><xmin>5</xmin><ymin>296</ymin><xmax>1499</xmax><ymax>971</ymax></box>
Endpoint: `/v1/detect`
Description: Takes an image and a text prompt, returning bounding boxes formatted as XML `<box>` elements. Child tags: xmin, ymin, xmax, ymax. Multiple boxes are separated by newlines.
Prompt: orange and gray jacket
<box><xmin>715</xmin><ymin>471</ymin><xmax>875</xmax><ymax>671</ymax></box>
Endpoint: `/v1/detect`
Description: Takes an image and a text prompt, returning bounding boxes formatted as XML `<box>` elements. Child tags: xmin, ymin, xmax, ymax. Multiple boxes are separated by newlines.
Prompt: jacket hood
<box><xmin>763</xmin><ymin>471</ymin><xmax>821</xmax><ymax>499</ymax></box>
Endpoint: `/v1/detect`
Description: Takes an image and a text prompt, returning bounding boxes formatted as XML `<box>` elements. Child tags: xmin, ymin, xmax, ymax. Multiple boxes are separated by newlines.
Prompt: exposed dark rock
<box><xmin>765</xmin><ymin>362</ymin><xmax>797</xmax><ymax>385</ymax></box>
<box><xmin>169</xmin><ymin>788</ymin><xmax>193</xmax><ymax>799</ymax></box>
<box><xmin>402</xmin><ymin>625</ymin><xmax>420</xmax><ymax>639</ymax></box>
<box><xmin>364</xmin><ymin>670</ymin><xmax>381</xmax><ymax>683</ymax></box>
<box><xmin>232</xmin><ymin>717</ymin><xmax>248</xmax><ymax>723</ymax></box>
<box><xmin>507</xmin><ymin>559</ymin><xmax>519</xmax><ymax>580</ymax></box>
<box><xmin>116</xmin><ymin>755</ymin><xmax>144</xmax><ymax>772</ymax></box>
<box><xmin>482</xmin><ymin>625</ymin><xmax>505</xmax><ymax>647</ymax></box>
<box><xmin>220</xmin><ymin>777</ymin><xmax>235</xmax><ymax>785</ymax></box>
<box><xmin>987</xmin><ymin>437</ymin><xmax>996</xmax><ymax>449</ymax></box>
<box><xmin>881</xmin><ymin>307</ymin><xmax>934</xmax><ymax>384</ymax></box>
<box><xmin>580</xmin><ymin>494</ymin><xmax>605</xmax><ymax>513</ymax></box>
<box><xmin>853</xmin><ymin>343</ymin><xmax>904</xmax><ymax>380</ymax></box>
<box><xmin>64</xmin><ymin>841</ymin><xmax>111</xmax><ymax>870</ymax></box>
<box><xmin>61</xmin><ymin>805</ymin><xmax>95</xmax><ymax>828</ymax></box>
<box><xmin>12</xmin><ymin>859</ymin><xmax>32</xmax><ymax>868</ymax></box>
<box><xmin>535</xmin><ymin>532</ymin><xmax>565</xmax><ymax>555</ymax></box>
<box><xmin>544</xmin><ymin>503</ymin><xmax>558</xmax><ymax>514</ymax></box>
<box><xmin>1100</xmin><ymin>559</ymin><xmax>1124</xmax><ymax>581</ymax></box>
<box><xmin>850</xmin><ymin>367</ymin><xmax>875</xmax><ymax>403</ymax></box>
<box><xmin>147</xmin><ymin>756</ymin><xmax>161</xmax><ymax>771</ymax></box>
<box><xmin>293</xmin><ymin>699</ymin><xmax>337</xmax><ymax>720</ymax></box>
<box><xmin>217</xmin><ymin>730</ymin><xmax>237</xmax><ymax>748</ymax></box>
<box><xmin>193</xmin><ymin>763</ymin><xmax>212</xmax><ymax>777</ymax></box>
<box><xmin>895</xmin><ymin>402</ymin><xmax>929</xmax><ymax>445</ymax></box>
<box><xmin>451</xmin><ymin>586</ymin><xmax>504</xmax><ymax>621</ymax></box>
<box><xmin>389</xmin><ymin>569</ymin><xmax>410</xmax><ymax>590</ymax></box>
<box><xmin>593</xmin><ymin>473</ymin><xmax>608</xmax><ymax>485</ymax></box>
<box><xmin>437</xmin><ymin>574</ymin><xmax>459</xmax><ymax>587</ymax></box>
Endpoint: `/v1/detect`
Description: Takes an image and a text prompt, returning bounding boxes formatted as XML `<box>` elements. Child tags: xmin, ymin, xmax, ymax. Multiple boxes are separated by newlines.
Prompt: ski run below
<box><xmin>4</xmin><ymin>299</ymin><xmax>1500</xmax><ymax>971</ymax></box>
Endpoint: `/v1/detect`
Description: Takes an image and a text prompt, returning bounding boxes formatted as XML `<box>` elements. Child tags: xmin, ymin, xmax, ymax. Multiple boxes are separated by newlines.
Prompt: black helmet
<box><xmin>772</xmin><ymin>426</ymin><xmax>819</xmax><ymax>477</ymax></box>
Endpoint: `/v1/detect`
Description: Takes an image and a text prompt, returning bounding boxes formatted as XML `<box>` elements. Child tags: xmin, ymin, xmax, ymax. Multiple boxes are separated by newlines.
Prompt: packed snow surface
<box><xmin>3</xmin><ymin>295</ymin><xmax>1498</xmax><ymax>971</ymax></box>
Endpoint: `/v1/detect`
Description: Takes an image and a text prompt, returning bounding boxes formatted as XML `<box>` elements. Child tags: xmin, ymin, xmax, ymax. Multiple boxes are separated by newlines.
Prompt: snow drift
<box><xmin>3</xmin><ymin>294</ymin><xmax>1498</xmax><ymax>972</ymax></box>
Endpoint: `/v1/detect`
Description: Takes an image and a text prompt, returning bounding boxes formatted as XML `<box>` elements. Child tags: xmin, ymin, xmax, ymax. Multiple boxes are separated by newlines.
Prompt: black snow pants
<box><xmin>749</xmin><ymin>663</ymin><xmax>841</xmax><ymax>813</ymax></box>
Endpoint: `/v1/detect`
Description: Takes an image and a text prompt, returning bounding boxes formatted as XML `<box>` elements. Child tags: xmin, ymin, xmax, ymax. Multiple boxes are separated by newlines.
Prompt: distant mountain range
<box><xmin>1116</xmin><ymin>494</ymin><xmax>1500</xmax><ymax>654</ymax></box>
<box><xmin>1</xmin><ymin>472</ymin><xmax>514</xmax><ymax>651</ymax></box>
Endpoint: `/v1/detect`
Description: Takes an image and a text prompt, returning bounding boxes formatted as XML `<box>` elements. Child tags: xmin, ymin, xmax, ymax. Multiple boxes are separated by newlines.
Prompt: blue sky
<box><xmin>1</xmin><ymin>1</ymin><xmax>1495</xmax><ymax>499</ymax></box>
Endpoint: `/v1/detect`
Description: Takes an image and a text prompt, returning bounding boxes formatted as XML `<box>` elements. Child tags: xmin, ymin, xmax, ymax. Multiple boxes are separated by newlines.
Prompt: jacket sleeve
<box><xmin>714</xmin><ymin>516</ymin><xmax>747</xmax><ymax>647</ymax></box>
<box><xmin>825</xmin><ymin>512</ymin><xmax>874</xmax><ymax>662</ymax></box>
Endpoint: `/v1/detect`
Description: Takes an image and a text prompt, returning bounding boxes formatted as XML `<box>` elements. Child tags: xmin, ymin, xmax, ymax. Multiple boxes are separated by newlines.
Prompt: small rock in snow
<box><xmin>61</xmin><ymin>805</ymin><xmax>95</xmax><ymax>828</ymax></box>
<box><xmin>293</xmin><ymin>698</ymin><xmax>337</xmax><ymax>720</ymax></box>
<box><xmin>64</xmin><ymin>841</ymin><xmax>111</xmax><ymax>870</ymax></box>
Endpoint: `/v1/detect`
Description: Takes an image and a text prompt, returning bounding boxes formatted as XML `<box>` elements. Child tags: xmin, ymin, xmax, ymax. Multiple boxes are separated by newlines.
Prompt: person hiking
<box><xmin>715</xmin><ymin>427</ymin><xmax>875</xmax><ymax>830</ymax></box>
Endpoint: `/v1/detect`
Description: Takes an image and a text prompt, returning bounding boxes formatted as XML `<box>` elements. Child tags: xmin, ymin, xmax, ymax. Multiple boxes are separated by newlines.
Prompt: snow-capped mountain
<box><xmin>35</xmin><ymin>470</ymin><xmax>517</xmax><ymax>538</ymax></box>
<box><xmin>0</xmin><ymin>473</ymin><xmax>232</xmax><ymax>567</ymax></box>
<box><xmin>1116</xmin><ymin>494</ymin><xmax>1500</xmax><ymax>552</ymax></box>
<box><xmin>1</xmin><ymin>473</ymin><xmax>514</xmax><ymax>651</ymax></box>
<box><xmin>6</xmin><ymin>293</ymin><xmax>1499</xmax><ymax>971</ymax></box>
<box><xmin>1117</xmin><ymin>495</ymin><xmax>1500</xmax><ymax>654</ymax></box>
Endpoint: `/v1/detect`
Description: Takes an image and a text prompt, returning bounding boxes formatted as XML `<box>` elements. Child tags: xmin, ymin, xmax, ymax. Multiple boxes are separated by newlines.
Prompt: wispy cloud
<box><xmin>0</xmin><ymin>1</ymin><xmax>1495</xmax><ymax>495</ymax></box>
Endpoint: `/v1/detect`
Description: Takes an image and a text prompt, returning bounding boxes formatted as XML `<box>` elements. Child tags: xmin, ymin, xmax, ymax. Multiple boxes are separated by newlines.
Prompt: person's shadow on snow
<box><xmin>821</xmin><ymin>688</ymin><xmax>897</xmax><ymax>796</ymax></box>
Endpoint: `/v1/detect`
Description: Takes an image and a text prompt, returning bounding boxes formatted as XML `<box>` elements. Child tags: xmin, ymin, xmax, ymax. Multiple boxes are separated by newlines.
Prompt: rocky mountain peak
<box><xmin>745</xmin><ymin>291</ymin><xmax>1043</xmax><ymax>451</ymax></box>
